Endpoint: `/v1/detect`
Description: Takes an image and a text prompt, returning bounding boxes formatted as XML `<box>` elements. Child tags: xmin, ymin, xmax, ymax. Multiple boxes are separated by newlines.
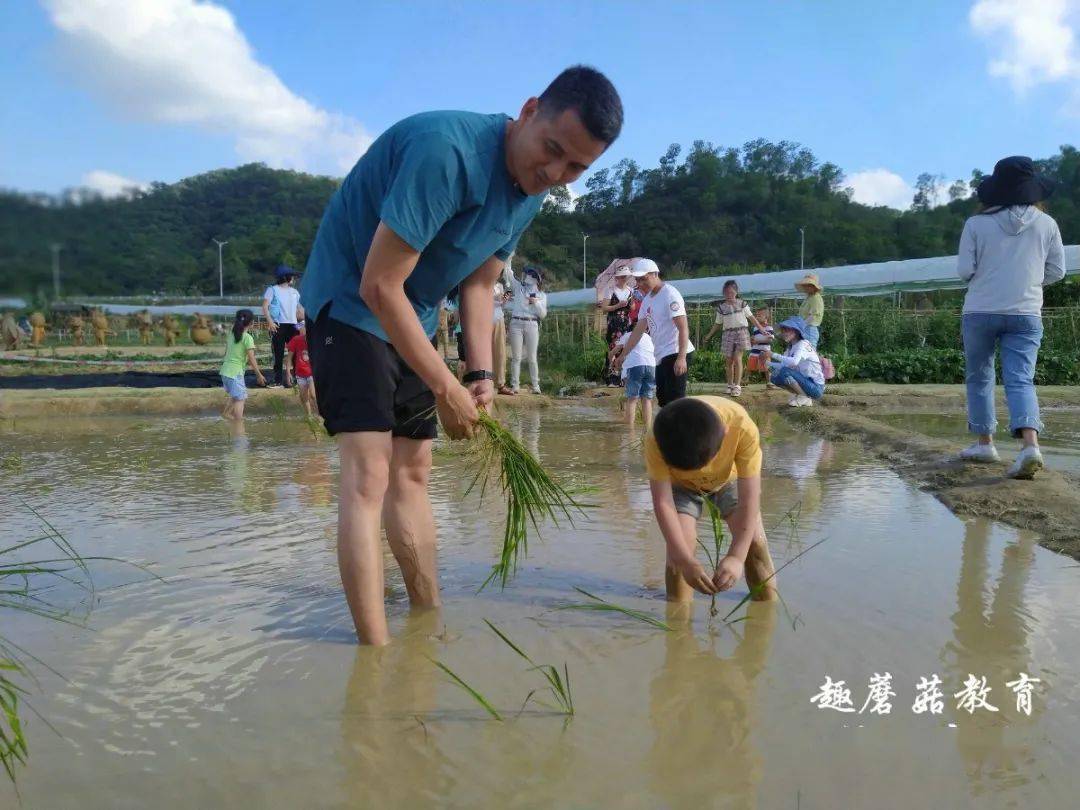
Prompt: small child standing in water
<box><xmin>219</xmin><ymin>309</ymin><xmax>266</xmax><ymax>420</ymax></box>
<box><xmin>285</xmin><ymin>321</ymin><xmax>316</xmax><ymax>419</ymax></box>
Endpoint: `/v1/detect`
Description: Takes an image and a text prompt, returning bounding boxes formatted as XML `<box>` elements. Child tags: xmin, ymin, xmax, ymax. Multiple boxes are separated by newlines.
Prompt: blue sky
<box><xmin>2</xmin><ymin>0</ymin><xmax>1078</xmax><ymax>208</ymax></box>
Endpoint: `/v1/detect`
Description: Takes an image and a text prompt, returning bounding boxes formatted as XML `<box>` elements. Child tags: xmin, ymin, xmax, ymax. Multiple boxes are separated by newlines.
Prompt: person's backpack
<box><xmin>819</xmin><ymin>355</ymin><xmax>836</xmax><ymax>381</ymax></box>
<box><xmin>267</xmin><ymin>286</ymin><xmax>285</xmax><ymax>322</ymax></box>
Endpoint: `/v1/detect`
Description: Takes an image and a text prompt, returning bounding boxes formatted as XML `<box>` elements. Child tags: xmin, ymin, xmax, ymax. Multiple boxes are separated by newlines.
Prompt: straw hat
<box><xmin>614</xmin><ymin>265</ymin><xmax>632</xmax><ymax>277</ymax></box>
<box><xmin>795</xmin><ymin>273</ymin><xmax>821</xmax><ymax>293</ymax></box>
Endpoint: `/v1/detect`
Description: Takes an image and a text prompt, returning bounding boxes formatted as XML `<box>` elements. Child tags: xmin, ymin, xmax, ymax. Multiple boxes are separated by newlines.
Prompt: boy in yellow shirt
<box><xmin>644</xmin><ymin>396</ymin><xmax>778</xmax><ymax>601</ymax></box>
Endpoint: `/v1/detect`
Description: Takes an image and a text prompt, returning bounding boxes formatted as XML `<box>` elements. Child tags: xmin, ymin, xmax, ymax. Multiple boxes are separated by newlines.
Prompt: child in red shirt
<box><xmin>285</xmin><ymin>323</ymin><xmax>316</xmax><ymax>418</ymax></box>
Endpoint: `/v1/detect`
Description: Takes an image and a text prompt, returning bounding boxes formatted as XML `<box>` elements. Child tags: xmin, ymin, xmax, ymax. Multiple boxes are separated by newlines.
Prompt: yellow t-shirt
<box><xmin>644</xmin><ymin>396</ymin><xmax>762</xmax><ymax>492</ymax></box>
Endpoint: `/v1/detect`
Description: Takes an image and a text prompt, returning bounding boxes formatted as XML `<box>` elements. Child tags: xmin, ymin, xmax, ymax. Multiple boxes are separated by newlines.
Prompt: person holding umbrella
<box><xmin>599</xmin><ymin>264</ymin><xmax>634</xmax><ymax>384</ymax></box>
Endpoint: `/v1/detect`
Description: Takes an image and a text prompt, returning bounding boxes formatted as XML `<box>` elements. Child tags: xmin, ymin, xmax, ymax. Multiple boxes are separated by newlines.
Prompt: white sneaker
<box><xmin>959</xmin><ymin>442</ymin><xmax>1000</xmax><ymax>463</ymax></box>
<box><xmin>531</xmin><ymin>386</ymin><xmax>541</xmax><ymax>395</ymax></box>
<box><xmin>795</xmin><ymin>395</ymin><xmax>813</xmax><ymax>407</ymax></box>
<box><xmin>1006</xmin><ymin>445</ymin><xmax>1043</xmax><ymax>480</ymax></box>
<box><xmin>725</xmin><ymin>384</ymin><xmax>734</xmax><ymax>395</ymax></box>
<box><xmin>731</xmin><ymin>385</ymin><xmax>742</xmax><ymax>397</ymax></box>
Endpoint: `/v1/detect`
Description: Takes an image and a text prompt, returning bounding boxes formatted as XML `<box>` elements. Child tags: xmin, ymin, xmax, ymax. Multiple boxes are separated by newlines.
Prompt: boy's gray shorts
<box><xmin>672</xmin><ymin>481</ymin><xmax>739</xmax><ymax>520</ymax></box>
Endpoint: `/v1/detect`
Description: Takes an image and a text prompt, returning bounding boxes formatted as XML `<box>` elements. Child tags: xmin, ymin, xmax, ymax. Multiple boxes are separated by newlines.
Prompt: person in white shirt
<box><xmin>764</xmin><ymin>316</ymin><xmax>825</xmax><ymax>407</ymax></box>
<box><xmin>492</xmin><ymin>278</ymin><xmax>511</xmax><ymax>394</ymax></box>
<box><xmin>506</xmin><ymin>265</ymin><xmax>547</xmax><ymax>394</ymax></box>
<box><xmin>615</xmin><ymin>258</ymin><xmax>694</xmax><ymax>406</ymax></box>
<box><xmin>611</xmin><ymin>328</ymin><xmax>656</xmax><ymax>428</ymax></box>
<box><xmin>262</xmin><ymin>265</ymin><xmax>305</xmax><ymax>387</ymax></box>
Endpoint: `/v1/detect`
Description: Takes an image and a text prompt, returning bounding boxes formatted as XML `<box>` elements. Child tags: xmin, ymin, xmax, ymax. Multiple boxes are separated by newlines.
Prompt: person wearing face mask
<box><xmin>300</xmin><ymin>66</ymin><xmax>623</xmax><ymax>645</ymax></box>
<box><xmin>506</xmin><ymin>265</ymin><xmax>548</xmax><ymax>394</ymax></box>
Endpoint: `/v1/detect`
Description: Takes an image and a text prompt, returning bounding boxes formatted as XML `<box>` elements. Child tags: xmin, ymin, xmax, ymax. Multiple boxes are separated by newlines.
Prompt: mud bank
<box><xmin>0</xmin><ymin>386</ymin><xmax>552</xmax><ymax>418</ymax></box>
<box><xmin>785</xmin><ymin>406</ymin><xmax>1080</xmax><ymax>562</ymax></box>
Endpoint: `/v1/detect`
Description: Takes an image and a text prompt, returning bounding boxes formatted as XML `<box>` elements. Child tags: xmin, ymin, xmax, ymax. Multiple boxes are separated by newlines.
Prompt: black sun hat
<box><xmin>977</xmin><ymin>156</ymin><xmax>1056</xmax><ymax>207</ymax></box>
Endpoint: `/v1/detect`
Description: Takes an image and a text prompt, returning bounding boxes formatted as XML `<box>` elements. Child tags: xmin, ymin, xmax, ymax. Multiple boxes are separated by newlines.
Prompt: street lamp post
<box><xmin>49</xmin><ymin>243</ymin><xmax>62</xmax><ymax>299</ymax></box>
<box><xmin>799</xmin><ymin>227</ymin><xmax>805</xmax><ymax>270</ymax></box>
<box><xmin>582</xmin><ymin>233</ymin><xmax>589</xmax><ymax>289</ymax></box>
<box><xmin>212</xmin><ymin>238</ymin><xmax>228</xmax><ymax>298</ymax></box>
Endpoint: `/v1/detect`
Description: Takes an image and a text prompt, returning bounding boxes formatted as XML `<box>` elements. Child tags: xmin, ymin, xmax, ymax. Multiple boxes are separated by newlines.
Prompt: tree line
<box><xmin>0</xmin><ymin>142</ymin><xmax>1076</xmax><ymax>298</ymax></box>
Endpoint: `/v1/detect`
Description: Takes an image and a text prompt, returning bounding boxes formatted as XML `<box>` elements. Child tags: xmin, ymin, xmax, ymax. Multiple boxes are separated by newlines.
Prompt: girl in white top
<box><xmin>765</xmin><ymin>316</ymin><xmax>825</xmax><ymax>407</ymax></box>
<box><xmin>505</xmin><ymin>266</ymin><xmax>547</xmax><ymax>394</ymax></box>
<box><xmin>613</xmin><ymin>329</ymin><xmax>656</xmax><ymax>428</ymax></box>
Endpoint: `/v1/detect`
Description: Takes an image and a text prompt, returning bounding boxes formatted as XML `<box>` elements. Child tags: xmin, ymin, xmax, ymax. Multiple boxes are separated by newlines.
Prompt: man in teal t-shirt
<box><xmin>301</xmin><ymin>66</ymin><xmax>623</xmax><ymax>645</ymax></box>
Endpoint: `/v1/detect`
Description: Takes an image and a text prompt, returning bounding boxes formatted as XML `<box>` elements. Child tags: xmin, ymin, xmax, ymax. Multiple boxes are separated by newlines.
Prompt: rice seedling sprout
<box><xmin>557</xmin><ymin>587</ymin><xmax>672</xmax><ymax>631</ymax></box>
<box><xmin>484</xmin><ymin>620</ymin><xmax>573</xmax><ymax>716</ymax></box>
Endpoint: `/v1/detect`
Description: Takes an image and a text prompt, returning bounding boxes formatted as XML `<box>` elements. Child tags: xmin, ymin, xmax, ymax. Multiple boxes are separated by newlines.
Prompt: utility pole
<box><xmin>582</xmin><ymin>233</ymin><xmax>589</xmax><ymax>289</ymax></box>
<box><xmin>212</xmin><ymin>238</ymin><xmax>228</xmax><ymax>298</ymax></box>
<box><xmin>799</xmin><ymin>227</ymin><xmax>806</xmax><ymax>270</ymax></box>
<box><xmin>49</xmin><ymin>243</ymin><xmax>62</xmax><ymax>299</ymax></box>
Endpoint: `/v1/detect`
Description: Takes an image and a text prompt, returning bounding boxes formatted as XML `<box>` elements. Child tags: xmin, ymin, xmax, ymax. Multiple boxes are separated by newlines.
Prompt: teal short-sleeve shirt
<box><xmin>301</xmin><ymin>110</ymin><xmax>545</xmax><ymax>342</ymax></box>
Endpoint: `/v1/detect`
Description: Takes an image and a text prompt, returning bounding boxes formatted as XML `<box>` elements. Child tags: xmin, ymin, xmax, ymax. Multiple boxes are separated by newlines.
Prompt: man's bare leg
<box><xmin>725</xmin><ymin>511</ymin><xmax>778</xmax><ymax>601</ymax></box>
<box><xmin>665</xmin><ymin>512</ymin><xmax>700</xmax><ymax>602</ymax></box>
<box><xmin>642</xmin><ymin>396</ymin><xmax>654</xmax><ymax>426</ymax></box>
<box><xmin>382</xmin><ymin>437</ymin><xmax>441</xmax><ymax>607</ymax></box>
<box><xmin>625</xmin><ymin>397</ymin><xmax>638</xmax><ymax>428</ymax></box>
<box><xmin>338</xmin><ymin>431</ymin><xmax>394</xmax><ymax>645</ymax></box>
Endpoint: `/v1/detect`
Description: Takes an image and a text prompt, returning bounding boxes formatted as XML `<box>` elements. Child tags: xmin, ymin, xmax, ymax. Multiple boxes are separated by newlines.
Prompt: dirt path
<box><xmin>0</xmin><ymin>386</ymin><xmax>552</xmax><ymax>418</ymax></box>
<box><xmin>785</xmin><ymin>405</ymin><xmax>1080</xmax><ymax>562</ymax></box>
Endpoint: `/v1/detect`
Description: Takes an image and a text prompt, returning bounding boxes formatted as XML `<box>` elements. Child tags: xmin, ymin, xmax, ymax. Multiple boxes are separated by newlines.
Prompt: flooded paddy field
<box><xmin>2</xmin><ymin>405</ymin><xmax>1080</xmax><ymax>808</ymax></box>
<box><xmin>870</xmin><ymin>407</ymin><xmax>1080</xmax><ymax>477</ymax></box>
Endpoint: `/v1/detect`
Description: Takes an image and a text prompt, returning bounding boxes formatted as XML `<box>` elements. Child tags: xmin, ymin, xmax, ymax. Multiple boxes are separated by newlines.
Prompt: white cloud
<box><xmin>846</xmin><ymin>169</ymin><xmax>965</xmax><ymax>210</ymax></box>
<box><xmin>44</xmin><ymin>0</ymin><xmax>372</xmax><ymax>175</ymax></box>
<box><xmin>846</xmin><ymin>169</ymin><xmax>915</xmax><ymax>210</ymax></box>
<box><xmin>81</xmin><ymin>169</ymin><xmax>148</xmax><ymax>198</ymax></box>
<box><xmin>970</xmin><ymin>0</ymin><xmax>1080</xmax><ymax>98</ymax></box>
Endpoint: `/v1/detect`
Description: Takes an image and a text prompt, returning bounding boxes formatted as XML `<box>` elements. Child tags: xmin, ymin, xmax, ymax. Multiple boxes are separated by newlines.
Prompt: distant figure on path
<box><xmin>506</xmin><ymin>265</ymin><xmax>548</xmax><ymax>394</ymax></box>
<box><xmin>795</xmin><ymin>273</ymin><xmax>824</xmax><ymax>348</ymax></box>
<box><xmin>956</xmin><ymin>156</ymin><xmax>1065</xmax><ymax>479</ymax></box>
<box><xmin>263</xmin><ymin>265</ymin><xmax>304</xmax><ymax>388</ymax></box>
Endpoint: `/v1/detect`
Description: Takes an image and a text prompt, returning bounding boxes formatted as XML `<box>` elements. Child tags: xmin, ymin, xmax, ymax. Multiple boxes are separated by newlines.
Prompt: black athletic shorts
<box><xmin>306</xmin><ymin>304</ymin><xmax>437</xmax><ymax>439</ymax></box>
<box><xmin>655</xmin><ymin>351</ymin><xmax>693</xmax><ymax>407</ymax></box>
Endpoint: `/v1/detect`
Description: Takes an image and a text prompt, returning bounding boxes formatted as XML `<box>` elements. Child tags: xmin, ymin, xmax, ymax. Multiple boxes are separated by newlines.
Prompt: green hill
<box><xmin>1</xmin><ymin>142</ymin><xmax>1076</xmax><ymax>298</ymax></box>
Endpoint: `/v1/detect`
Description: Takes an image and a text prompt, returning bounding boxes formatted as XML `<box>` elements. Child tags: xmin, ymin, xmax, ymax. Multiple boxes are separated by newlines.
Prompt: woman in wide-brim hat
<box><xmin>956</xmin><ymin>155</ymin><xmax>1067</xmax><ymax>479</ymax></box>
<box><xmin>794</xmin><ymin>273</ymin><xmax>824</xmax><ymax>348</ymax></box>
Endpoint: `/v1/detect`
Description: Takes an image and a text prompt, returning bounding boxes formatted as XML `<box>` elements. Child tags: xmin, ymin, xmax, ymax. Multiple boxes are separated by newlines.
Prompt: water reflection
<box><xmin>943</xmin><ymin>518</ymin><xmax>1039</xmax><ymax>800</ymax></box>
<box><xmin>649</xmin><ymin>602</ymin><xmax>777</xmax><ymax>809</ymax></box>
<box><xmin>340</xmin><ymin>610</ymin><xmax>452</xmax><ymax>805</ymax></box>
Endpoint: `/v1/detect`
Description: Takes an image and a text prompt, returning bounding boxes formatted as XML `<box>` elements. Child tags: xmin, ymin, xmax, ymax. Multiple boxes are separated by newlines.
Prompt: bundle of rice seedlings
<box><xmin>557</xmin><ymin>586</ymin><xmax>672</xmax><ymax>631</ymax></box>
<box><xmin>468</xmin><ymin>412</ymin><xmax>585</xmax><ymax>591</ymax></box>
<box><xmin>700</xmin><ymin>497</ymin><xmax>727</xmax><ymax>618</ymax></box>
<box><xmin>484</xmin><ymin>620</ymin><xmax>573</xmax><ymax>716</ymax></box>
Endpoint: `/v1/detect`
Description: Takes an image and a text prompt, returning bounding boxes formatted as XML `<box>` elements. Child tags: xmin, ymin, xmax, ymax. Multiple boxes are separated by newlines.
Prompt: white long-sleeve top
<box><xmin>771</xmin><ymin>339</ymin><xmax>824</xmax><ymax>385</ymax></box>
<box><xmin>505</xmin><ymin>270</ymin><xmax>548</xmax><ymax>320</ymax></box>
<box><xmin>957</xmin><ymin>205</ymin><xmax>1066</xmax><ymax>315</ymax></box>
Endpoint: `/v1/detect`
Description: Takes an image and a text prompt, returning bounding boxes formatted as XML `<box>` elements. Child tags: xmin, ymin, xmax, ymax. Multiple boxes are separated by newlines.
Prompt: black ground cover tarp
<box><xmin>0</xmin><ymin>369</ymin><xmax>271</xmax><ymax>390</ymax></box>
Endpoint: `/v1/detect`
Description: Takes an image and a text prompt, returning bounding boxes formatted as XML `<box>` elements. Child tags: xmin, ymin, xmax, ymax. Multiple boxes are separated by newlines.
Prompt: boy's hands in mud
<box><xmin>713</xmin><ymin>554</ymin><xmax>744</xmax><ymax>591</ymax></box>
<box><xmin>436</xmin><ymin>382</ymin><xmax>479</xmax><ymax>440</ymax></box>
<box><xmin>675</xmin><ymin>556</ymin><xmax>718</xmax><ymax>595</ymax></box>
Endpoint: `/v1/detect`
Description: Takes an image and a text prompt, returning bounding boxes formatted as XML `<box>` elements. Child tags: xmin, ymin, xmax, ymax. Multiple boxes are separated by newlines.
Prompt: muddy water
<box><xmin>2</xmin><ymin>407</ymin><xmax>1080</xmax><ymax>809</ymax></box>
<box><xmin>871</xmin><ymin>408</ymin><xmax>1080</xmax><ymax>476</ymax></box>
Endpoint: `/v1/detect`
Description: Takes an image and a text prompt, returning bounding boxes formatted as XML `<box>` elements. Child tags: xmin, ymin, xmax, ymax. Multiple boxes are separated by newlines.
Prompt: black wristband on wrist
<box><xmin>462</xmin><ymin>370</ymin><xmax>494</xmax><ymax>383</ymax></box>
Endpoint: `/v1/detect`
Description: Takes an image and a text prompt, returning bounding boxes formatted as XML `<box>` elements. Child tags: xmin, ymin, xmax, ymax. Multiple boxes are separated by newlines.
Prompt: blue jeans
<box><xmin>770</xmin><ymin>365</ymin><xmax>824</xmax><ymax>399</ymax></box>
<box><xmin>962</xmin><ymin>313</ymin><xmax>1043</xmax><ymax>437</ymax></box>
<box><xmin>803</xmin><ymin>324</ymin><xmax>820</xmax><ymax>348</ymax></box>
<box><xmin>624</xmin><ymin>364</ymin><xmax>656</xmax><ymax>399</ymax></box>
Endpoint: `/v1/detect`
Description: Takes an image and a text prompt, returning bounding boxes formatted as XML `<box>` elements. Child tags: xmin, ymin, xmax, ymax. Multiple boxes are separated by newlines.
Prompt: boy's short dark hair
<box><xmin>653</xmin><ymin>398</ymin><xmax>725</xmax><ymax>471</ymax></box>
<box><xmin>539</xmin><ymin>66</ymin><xmax>623</xmax><ymax>145</ymax></box>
